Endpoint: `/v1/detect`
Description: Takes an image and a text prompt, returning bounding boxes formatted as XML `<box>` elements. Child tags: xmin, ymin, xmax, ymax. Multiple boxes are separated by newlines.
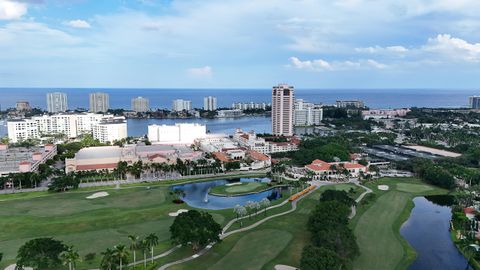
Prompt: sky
<box><xmin>0</xmin><ymin>0</ymin><xmax>480</xmax><ymax>88</ymax></box>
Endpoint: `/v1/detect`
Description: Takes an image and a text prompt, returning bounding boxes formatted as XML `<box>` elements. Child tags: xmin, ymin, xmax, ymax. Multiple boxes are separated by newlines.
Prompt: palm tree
<box><xmin>128</xmin><ymin>235</ymin><xmax>140</xmax><ymax>266</ymax></box>
<box><xmin>145</xmin><ymin>233</ymin><xmax>159</xmax><ymax>263</ymax></box>
<box><xmin>100</xmin><ymin>248</ymin><xmax>115</xmax><ymax>270</ymax></box>
<box><xmin>113</xmin><ymin>245</ymin><xmax>129</xmax><ymax>270</ymax></box>
<box><xmin>61</xmin><ymin>246</ymin><xmax>80</xmax><ymax>270</ymax></box>
<box><xmin>140</xmin><ymin>239</ymin><xmax>148</xmax><ymax>269</ymax></box>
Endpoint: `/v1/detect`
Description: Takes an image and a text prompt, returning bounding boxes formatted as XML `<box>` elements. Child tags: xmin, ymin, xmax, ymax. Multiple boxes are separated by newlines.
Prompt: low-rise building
<box><xmin>232</xmin><ymin>102</ymin><xmax>271</xmax><ymax>110</ymax></box>
<box><xmin>336</xmin><ymin>100</ymin><xmax>365</xmax><ymax>109</ymax></box>
<box><xmin>362</xmin><ymin>109</ymin><xmax>411</xmax><ymax>119</ymax></box>
<box><xmin>305</xmin><ymin>159</ymin><xmax>368</xmax><ymax>180</ymax></box>
<box><xmin>148</xmin><ymin>123</ymin><xmax>206</xmax><ymax>145</ymax></box>
<box><xmin>0</xmin><ymin>144</ymin><xmax>57</xmax><ymax>176</ymax></box>
<box><xmin>216</xmin><ymin>109</ymin><xmax>243</xmax><ymax>118</ymax></box>
<box><xmin>233</xmin><ymin>129</ymin><xmax>299</xmax><ymax>154</ymax></box>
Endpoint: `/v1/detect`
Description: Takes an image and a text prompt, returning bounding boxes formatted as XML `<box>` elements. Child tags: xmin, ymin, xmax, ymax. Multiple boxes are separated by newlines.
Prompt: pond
<box><xmin>171</xmin><ymin>177</ymin><xmax>285</xmax><ymax>210</ymax></box>
<box><xmin>400</xmin><ymin>196</ymin><xmax>473</xmax><ymax>270</ymax></box>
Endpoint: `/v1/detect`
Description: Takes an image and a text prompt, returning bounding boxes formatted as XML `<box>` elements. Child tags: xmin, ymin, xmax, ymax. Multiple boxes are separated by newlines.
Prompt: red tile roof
<box><xmin>248</xmin><ymin>150</ymin><xmax>270</xmax><ymax>161</ymax></box>
<box><xmin>213</xmin><ymin>152</ymin><xmax>231</xmax><ymax>163</ymax></box>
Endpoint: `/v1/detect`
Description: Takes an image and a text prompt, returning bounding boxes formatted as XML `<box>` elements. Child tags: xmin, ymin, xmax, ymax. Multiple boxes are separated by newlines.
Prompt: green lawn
<box><xmin>209</xmin><ymin>182</ymin><xmax>270</xmax><ymax>196</ymax></box>
<box><xmin>351</xmin><ymin>178</ymin><xmax>448</xmax><ymax>270</ymax></box>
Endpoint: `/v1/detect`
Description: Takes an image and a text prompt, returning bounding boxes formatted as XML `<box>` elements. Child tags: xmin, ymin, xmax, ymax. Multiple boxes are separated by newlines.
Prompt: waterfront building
<box><xmin>305</xmin><ymin>159</ymin><xmax>367</xmax><ymax>179</ymax></box>
<box><xmin>203</xmin><ymin>96</ymin><xmax>217</xmax><ymax>111</ymax></box>
<box><xmin>172</xmin><ymin>99</ymin><xmax>192</xmax><ymax>112</ymax></box>
<box><xmin>233</xmin><ymin>129</ymin><xmax>299</xmax><ymax>154</ymax></box>
<box><xmin>92</xmin><ymin>118</ymin><xmax>128</xmax><ymax>143</ymax></box>
<box><xmin>232</xmin><ymin>102</ymin><xmax>271</xmax><ymax>110</ymax></box>
<box><xmin>272</xmin><ymin>84</ymin><xmax>294</xmax><ymax>136</ymax></box>
<box><xmin>362</xmin><ymin>108</ymin><xmax>411</xmax><ymax>120</ymax></box>
<box><xmin>336</xmin><ymin>100</ymin><xmax>365</xmax><ymax>109</ymax></box>
<box><xmin>131</xmin><ymin>96</ymin><xmax>150</xmax><ymax>112</ymax></box>
<box><xmin>469</xmin><ymin>96</ymin><xmax>480</xmax><ymax>109</ymax></box>
<box><xmin>46</xmin><ymin>92</ymin><xmax>68</xmax><ymax>113</ymax></box>
<box><xmin>89</xmin><ymin>92</ymin><xmax>109</xmax><ymax>113</ymax></box>
<box><xmin>15</xmin><ymin>101</ymin><xmax>32</xmax><ymax>111</ymax></box>
<box><xmin>294</xmin><ymin>99</ymin><xmax>323</xmax><ymax>126</ymax></box>
<box><xmin>0</xmin><ymin>144</ymin><xmax>57</xmax><ymax>177</ymax></box>
<box><xmin>7</xmin><ymin>113</ymin><xmax>127</xmax><ymax>143</ymax></box>
<box><xmin>148</xmin><ymin>123</ymin><xmax>206</xmax><ymax>144</ymax></box>
<box><xmin>216</xmin><ymin>109</ymin><xmax>243</xmax><ymax>118</ymax></box>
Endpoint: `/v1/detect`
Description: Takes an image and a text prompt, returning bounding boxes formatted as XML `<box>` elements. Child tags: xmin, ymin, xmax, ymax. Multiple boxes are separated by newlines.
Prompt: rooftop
<box><xmin>75</xmin><ymin>146</ymin><xmax>122</xmax><ymax>160</ymax></box>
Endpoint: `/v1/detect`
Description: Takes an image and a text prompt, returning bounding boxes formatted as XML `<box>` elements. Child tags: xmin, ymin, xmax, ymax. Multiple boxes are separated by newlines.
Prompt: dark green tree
<box><xmin>300</xmin><ymin>245</ymin><xmax>342</xmax><ymax>270</ymax></box>
<box><xmin>16</xmin><ymin>238</ymin><xmax>68</xmax><ymax>270</ymax></box>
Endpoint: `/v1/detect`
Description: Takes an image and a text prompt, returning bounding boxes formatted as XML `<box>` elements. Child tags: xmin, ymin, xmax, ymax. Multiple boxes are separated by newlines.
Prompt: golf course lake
<box><xmin>401</xmin><ymin>196</ymin><xmax>473</xmax><ymax>270</ymax></box>
<box><xmin>171</xmin><ymin>177</ymin><xmax>284</xmax><ymax>210</ymax></box>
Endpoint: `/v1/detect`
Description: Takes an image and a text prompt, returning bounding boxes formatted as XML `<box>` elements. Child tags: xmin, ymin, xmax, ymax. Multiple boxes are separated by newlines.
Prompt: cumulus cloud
<box><xmin>187</xmin><ymin>66</ymin><xmax>213</xmax><ymax>78</ymax></box>
<box><xmin>423</xmin><ymin>34</ymin><xmax>480</xmax><ymax>62</ymax></box>
<box><xmin>0</xmin><ymin>0</ymin><xmax>27</xmax><ymax>20</ymax></box>
<box><xmin>65</xmin><ymin>19</ymin><xmax>91</xmax><ymax>29</ymax></box>
<box><xmin>288</xmin><ymin>57</ymin><xmax>387</xmax><ymax>71</ymax></box>
<box><xmin>355</xmin><ymin>45</ymin><xmax>409</xmax><ymax>54</ymax></box>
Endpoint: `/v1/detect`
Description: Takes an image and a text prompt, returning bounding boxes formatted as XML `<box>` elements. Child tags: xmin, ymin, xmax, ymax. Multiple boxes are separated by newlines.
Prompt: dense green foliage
<box><xmin>320</xmin><ymin>190</ymin><xmax>356</xmax><ymax>206</ymax></box>
<box><xmin>300</xmin><ymin>245</ymin><xmax>342</xmax><ymax>270</ymax></box>
<box><xmin>170</xmin><ymin>210</ymin><xmax>222</xmax><ymax>251</ymax></box>
<box><xmin>56</xmin><ymin>135</ymin><xmax>105</xmax><ymax>160</ymax></box>
<box><xmin>16</xmin><ymin>238</ymin><xmax>67</xmax><ymax>270</ymax></box>
<box><xmin>48</xmin><ymin>175</ymin><xmax>80</xmax><ymax>192</ymax></box>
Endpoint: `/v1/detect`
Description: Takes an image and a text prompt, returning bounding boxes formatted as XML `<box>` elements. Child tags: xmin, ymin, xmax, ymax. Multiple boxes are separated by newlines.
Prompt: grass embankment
<box><xmin>209</xmin><ymin>182</ymin><xmax>270</xmax><ymax>196</ymax></box>
<box><xmin>351</xmin><ymin>177</ymin><xmax>449</xmax><ymax>270</ymax></box>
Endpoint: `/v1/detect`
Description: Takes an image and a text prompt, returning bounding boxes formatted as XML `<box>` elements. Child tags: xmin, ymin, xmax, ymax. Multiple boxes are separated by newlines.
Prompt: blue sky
<box><xmin>0</xmin><ymin>0</ymin><xmax>479</xmax><ymax>88</ymax></box>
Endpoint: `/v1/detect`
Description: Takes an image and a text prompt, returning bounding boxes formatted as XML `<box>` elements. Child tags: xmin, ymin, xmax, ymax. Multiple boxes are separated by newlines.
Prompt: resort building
<box><xmin>272</xmin><ymin>84</ymin><xmax>294</xmax><ymax>136</ymax></box>
<box><xmin>203</xmin><ymin>96</ymin><xmax>217</xmax><ymax>111</ymax></box>
<box><xmin>232</xmin><ymin>102</ymin><xmax>271</xmax><ymax>110</ymax></box>
<box><xmin>233</xmin><ymin>129</ymin><xmax>299</xmax><ymax>154</ymax></box>
<box><xmin>0</xmin><ymin>144</ymin><xmax>57</xmax><ymax>176</ymax></box>
<box><xmin>15</xmin><ymin>101</ymin><xmax>32</xmax><ymax>111</ymax></box>
<box><xmin>92</xmin><ymin>118</ymin><xmax>128</xmax><ymax>143</ymax></box>
<box><xmin>46</xmin><ymin>92</ymin><xmax>68</xmax><ymax>113</ymax></box>
<box><xmin>148</xmin><ymin>123</ymin><xmax>206</xmax><ymax>145</ymax></box>
<box><xmin>172</xmin><ymin>99</ymin><xmax>192</xmax><ymax>112</ymax></box>
<box><xmin>305</xmin><ymin>159</ymin><xmax>368</xmax><ymax>179</ymax></box>
<box><xmin>131</xmin><ymin>96</ymin><xmax>150</xmax><ymax>112</ymax></box>
<box><xmin>89</xmin><ymin>92</ymin><xmax>109</xmax><ymax>113</ymax></box>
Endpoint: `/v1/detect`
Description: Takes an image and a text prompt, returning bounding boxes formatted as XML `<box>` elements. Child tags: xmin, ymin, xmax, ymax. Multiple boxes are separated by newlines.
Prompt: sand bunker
<box><xmin>86</xmin><ymin>192</ymin><xmax>109</xmax><ymax>199</ymax></box>
<box><xmin>378</xmin><ymin>185</ymin><xmax>389</xmax><ymax>191</ymax></box>
<box><xmin>5</xmin><ymin>265</ymin><xmax>32</xmax><ymax>270</ymax></box>
<box><xmin>225</xmin><ymin>182</ymin><xmax>243</xmax><ymax>187</ymax></box>
<box><xmin>169</xmin><ymin>209</ymin><xmax>189</xmax><ymax>217</ymax></box>
<box><xmin>275</xmin><ymin>265</ymin><xmax>298</xmax><ymax>270</ymax></box>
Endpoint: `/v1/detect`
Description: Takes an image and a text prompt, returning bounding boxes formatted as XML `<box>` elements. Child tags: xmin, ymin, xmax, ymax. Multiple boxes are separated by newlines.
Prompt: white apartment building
<box><xmin>7</xmin><ymin>113</ymin><xmax>127</xmax><ymax>143</ymax></box>
<box><xmin>216</xmin><ymin>109</ymin><xmax>243</xmax><ymax>118</ymax></box>
<box><xmin>362</xmin><ymin>109</ymin><xmax>411</xmax><ymax>120</ymax></box>
<box><xmin>89</xmin><ymin>92</ymin><xmax>110</xmax><ymax>113</ymax></box>
<box><xmin>294</xmin><ymin>99</ymin><xmax>323</xmax><ymax>126</ymax></box>
<box><xmin>148</xmin><ymin>123</ymin><xmax>206</xmax><ymax>144</ymax></box>
<box><xmin>46</xmin><ymin>92</ymin><xmax>68</xmax><ymax>113</ymax></box>
<box><xmin>203</xmin><ymin>96</ymin><xmax>217</xmax><ymax>111</ymax></box>
<box><xmin>172</xmin><ymin>99</ymin><xmax>192</xmax><ymax>112</ymax></box>
<box><xmin>92</xmin><ymin>118</ymin><xmax>128</xmax><ymax>143</ymax></box>
<box><xmin>233</xmin><ymin>129</ymin><xmax>299</xmax><ymax>154</ymax></box>
<box><xmin>232</xmin><ymin>102</ymin><xmax>271</xmax><ymax>110</ymax></box>
<box><xmin>272</xmin><ymin>84</ymin><xmax>294</xmax><ymax>136</ymax></box>
<box><xmin>131</xmin><ymin>96</ymin><xmax>150</xmax><ymax>112</ymax></box>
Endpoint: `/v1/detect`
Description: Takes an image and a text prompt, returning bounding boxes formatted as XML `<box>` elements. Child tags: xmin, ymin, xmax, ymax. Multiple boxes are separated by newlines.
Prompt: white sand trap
<box><xmin>378</xmin><ymin>185</ymin><xmax>389</xmax><ymax>191</ymax></box>
<box><xmin>275</xmin><ymin>265</ymin><xmax>298</xmax><ymax>270</ymax></box>
<box><xmin>86</xmin><ymin>191</ymin><xmax>109</xmax><ymax>199</ymax></box>
<box><xmin>225</xmin><ymin>182</ymin><xmax>242</xmax><ymax>186</ymax></box>
<box><xmin>5</xmin><ymin>265</ymin><xmax>33</xmax><ymax>270</ymax></box>
<box><xmin>169</xmin><ymin>209</ymin><xmax>189</xmax><ymax>217</ymax></box>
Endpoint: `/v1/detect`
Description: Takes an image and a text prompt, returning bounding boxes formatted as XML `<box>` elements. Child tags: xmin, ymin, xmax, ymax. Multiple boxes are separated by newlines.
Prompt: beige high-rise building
<box><xmin>271</xmin><ymin>84</ymin><xmax>294</xmax><ymax>136</ymax></box>
<box><xmin>131</xmin><ymin>96</ymin><xmax>150</xmax><ymax>112</ymax></box>
<box><xmin>47</xmin><ymin>92</ymin><xmax>68</xmax><ymax>113</ymax></box>
<box><xmin>89</xmin><ymin>92</ymin><xmax>109</xmax><ymax>113</ymax></box>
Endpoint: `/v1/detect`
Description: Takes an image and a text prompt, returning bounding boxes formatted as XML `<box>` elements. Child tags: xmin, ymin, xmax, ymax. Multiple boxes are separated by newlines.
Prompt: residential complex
<box><xmin>7</xmin><ymin>113</ymin><xmax>127</xmax><ymax>143</ymax></box>
<box><xmin>336</xmin><ymin>100</ymin><xmax>365</xmax><ymax>109</ymax></box>
<box><xmin>46</xmin><ymin>92</ymin><xmax>68</xmax><ymax>113</ymax></box>
<box><xmin>172</xmin><ymin>99</ymin><xmax>192</xmax><ymax>112</ymax></box>
<box><xmin>148</xmin><ymin>123</ymin><xmax>206</xmax><ymax>144</ymax></box>
<box><xmin>294</xmin><ymin>99</ymin><xmax>323</xmax><ymax>126</ymax></box>
<box><xmin>203</xmin><ymin>96</ymin><xmax>217</xmax><ymax>111</ymax></box>
<box><xmin>131</xmin><ymin>96</ymin><xmax>150</xmax><ymax>112</ymax></box>
<box><xmin>89</xmin><ymin>92</ymin><xmax>110</xmax><ymax>113</ymax></box>
<box><xmin>470</xmin><ymin>96</ymin><xmax>480</xmax><ymax>109</ymax></box>
<box><xmin>362</xmin><ymin>109</ymin><xmax>411</xmax><ymax>119</ymax></box>
<box><xmin>0</xmin><ymin>143</ymin><xmax>57</xmax><ymax>176</ymax></box>
<box><xmin>232</xmin><ymin>102</ymin><xmax>271</xmax><ymax>110</ymax></box>
<box><xmin>217</xmin><ymin>109</ymin><xmax>243</xmax><ymax>118</ymax></box>
<box><xmin>233</xmin><ymin>129</ymin><xmax>299</xmax><ymax>154</ymax></box>
<box><xmin>272</xmin><ymin>84</ymin><xmax>294</xmax><ymax>136</ymax></box>
<box><xmin>92</xmin><ymin>118</ymin><xmax>128</xmax><ymax>143</ymax></box>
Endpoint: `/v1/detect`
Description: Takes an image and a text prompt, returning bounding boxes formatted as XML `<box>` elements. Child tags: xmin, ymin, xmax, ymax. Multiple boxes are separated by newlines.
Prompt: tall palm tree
<box><xmin>61</xmin><ymin>246</ymin><xmax>80</xmax><ymax>270</ymax></box>
<box><xmin>128</xmin><ymin>235</ymin><xmax>140</xmax><ymax>266</ymax></box>
<box><xmin>145</xmin><ymin>233</ymin><xmax>159</xmax><ymax>263</ymax></box>
<box><xmin>140</xmin><ymin>239</ymin><xmax>148</xmax><ymax>269</ymax></box>
<box><xmin>100</xmin><ymin>248</ymin><xmax>115</xmax><ymax>270</ymax></box>
<box><xmin>113</xmin><ymin>245</ymin><xmax>129</xmax><ymax>270</ymax></box>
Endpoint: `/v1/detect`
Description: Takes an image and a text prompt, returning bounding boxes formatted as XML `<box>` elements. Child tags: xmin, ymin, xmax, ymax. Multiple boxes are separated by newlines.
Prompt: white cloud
<box><xmin>65</xmin><ymin>19</ymin><xmax>91</xmax><ymax>29</ymax></box>
<box><xmin>356</xmin><ymin>45</ymin><xmax>409</xmax><ymax>54</ymax></box>
<box><xmin>423</xmin><ymin>34</ymin><xmax>480</xmax><ymax>62</ymax></box>
<box><xmin>187</xmin><ymin>66</ymin><xmax>213</xmax><ymax>78</ymax></box>
<box><xmin>0</xmin><ymin>0</ymin><xmax>27</xmax><ymax>20</ymax></box>
<box><xmin>288</xmin><ymin>56</ymin><xmax>387</xmax><ymax>71</ymax></box>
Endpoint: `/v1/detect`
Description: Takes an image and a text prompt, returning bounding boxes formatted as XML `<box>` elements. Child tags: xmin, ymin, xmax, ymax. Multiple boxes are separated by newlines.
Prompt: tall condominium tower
<box><xmin>272</xmin><ymin>84</ymin><xmax>294</xmax><ymax>136</ymax></box>
<box><xmin>46</xmin><ymin>92</ymin><xmax>68</xmax><ymax>113</ymax></box>
<box><xmin>203</xmin><ymin>96</ymin><xmax>217</xmax><ymax>111</ymax></box>
<box><xmin>131</xmin><ymin>96</ymin><xmax>150</xmax><ymax>112</ymax></box>
<box><xmin>469</xmin><ymin>96</ymin><xmax>480</xmax><ymax>109</ymax></box>
<box><xmin>89</xmin><ymin>92</ymin><xmax>109</xmax><ymax>113</ymax></box>
<box><xmin>172</xmin><ymin>99</ymin><xmax>192</xmax><ymax>112</ymax></box>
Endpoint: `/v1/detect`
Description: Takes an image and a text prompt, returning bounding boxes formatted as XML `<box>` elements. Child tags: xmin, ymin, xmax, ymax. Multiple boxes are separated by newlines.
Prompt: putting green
<box><xmin>396</xmin><ymin>183</ymin><xmax>434</xmax><ymax>193</ymax></box>
<box><xmin>209</xmin><ymin>182</ymin><xmax>269</xmax><ymax>195</ymax></box>
<box><xmin>226</xmin><ymin>182</ymin><xmax>262</xmax><ymax>193</ymax></box>
<box><xmin>209</xmin><ymin>229</ymin><xmax>292</xmax><ymax>270</ymax></box>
